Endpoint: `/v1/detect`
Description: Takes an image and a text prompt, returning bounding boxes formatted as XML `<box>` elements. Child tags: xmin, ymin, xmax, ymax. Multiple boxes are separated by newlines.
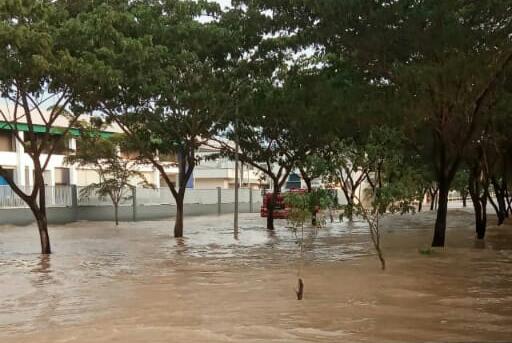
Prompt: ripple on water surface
<box><xmin>0</xmin><ymin>212</ymin><xmax>511</xmax><ymax>342</ymax></box>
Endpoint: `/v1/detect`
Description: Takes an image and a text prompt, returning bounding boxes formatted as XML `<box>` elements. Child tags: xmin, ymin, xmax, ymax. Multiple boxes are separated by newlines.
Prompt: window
<box><xmin>24</xmin><ymin>133</ymin><xmax>67</xmax><ymax>155</ymax></box>
<box><xmin>0</xmin><ymin>131</ymin><xmax>14</xmax><ymax>152</ymax></box>
<box><xmin>54</xmin><ymin>168</ymin><xmax>70</xmax><ymax>185</ymax></box>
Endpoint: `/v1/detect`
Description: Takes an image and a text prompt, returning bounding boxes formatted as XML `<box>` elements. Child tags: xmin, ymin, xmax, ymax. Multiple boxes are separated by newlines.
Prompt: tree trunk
<box><xmin>470</xmin><ymin>188</ymin><xmax>485</xmax><ymax>239</ymax></box>
<box><xmin>37</xmin><ymin>216</ymin><xmax>51</xmax><ymax>254</ymax></box>
<box><xmin>462</xmin><ymin>193</ymin><xmax>467</xmax><ymax>207</ymax></box>
<box><xmin>298</xmin><ymin>167</ymin><xmax>312</xmax><ymax>192</ymax></box>
<box><xmin>505</xmin><ymin>187</ymin><xmax>512</xmax><ymax>215</ymax></box>
<box><xmin>507</xmin><ymin>192</ymin><xmax>512</xmax><ymax>216</ymax></box>
<box><xmin>267</xmin><ymin>179</ymin><xmax>283</xmax><ymax>231</ymax></box>
<box><xmin>347</xmin><ymin>195</ymin><xmax>355</xmax><ymax>221</ymax></box>
<box><xmin>29</xmin><ymin>203</ymin><xmax>51</xmax><ymax>255</ymax></box>
<box><xmin>175</xmin><ymin>194</ymin><xmax>184</xmax><ymax>237</ymax></box>
<box><xmin>478</xmin><ymin>196</ymin><xmax>488</xmax><ymax>239</ymax></box>
<box><xmin>474</xmin><ymin>196</ymin><xmax>487</xmax><ymax>240</ymax></box>
<box><xmin>469</xmin><ymin>169</ymin><xmax>488</xmax><ymax>239</ymax></box>
<box><xmin>33</xmin><ymin>179</ymin><xmax>51</xmax><ymax>254</ymax></box>
<box><xmin>432</xmin><ymin>182</ymin><xmax>449</xmax><ymax>247</ymax></box>
<box><xmin>339</xmin><ymin>184</ymin><xmax>354</xmax><ymax>221</ymax></box>
<box><xmin>296</xmin><ymin>278</ymin><xmax>304</xmax><ymax>300</ymax></box>
<box><xmin>267</xmin><ymin>190</ymin><xmax>277</xmax><ymax>231</ymax></box>
<box><xmin>488</xmin><ymin>194</ymin><xmax>505</xmax><ymax>225</ymax></box>
<box><xmin>429</xmin><ymin>192</ymin><xmax>436</xmax><ymax>211</ymax></box>
<box><xmin>376</xmin><ymin>245</ymin><xmax>386</xmax><ymax>271</ymax></box>
<box><xmin>304</xmin><ymin>177</ymin><xmax>312</xmax><ymax>193</ymax></box>
<box><xmin>491</xmin><ymin>178</ymin><xmax>507</xmax><ymax>225</ymax></box>
<box><xmin>114</xmin><ymin>204</ymin><xmax>119</xmax><ymax>226</ymax></box>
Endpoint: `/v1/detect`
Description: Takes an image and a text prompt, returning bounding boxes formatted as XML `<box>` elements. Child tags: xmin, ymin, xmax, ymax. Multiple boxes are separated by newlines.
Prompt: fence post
<box><xmin>132</xmin><ymin>186</ymin><xmax>137</xmax><ymax>222</ymax></box>
<box><xmin>217</xmin><ymin>187</ymin><xmax>221</xmax><ymax>215</ymax></box>
<box><xmin>71</xmin><ymin>185</ymin><xmax>78</xmax><ymax>222</ymax></box>
<box><xmin>249</xmin><ymin>188</ymin><xmax>253</xmax><ymax>213</ymax></box>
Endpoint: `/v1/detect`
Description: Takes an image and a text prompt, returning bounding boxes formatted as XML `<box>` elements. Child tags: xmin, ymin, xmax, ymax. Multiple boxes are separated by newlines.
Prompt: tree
<box><xmin>464</xmin><ymin>66</ymin><xmax>512</xmax><ymax>236</ymax></box>
<box><xmin>353</xmin><ymin>127</ymin><xmax>418</xmax><ymax>270</ymax></box>
<box><xmin>65</xmin><ymin>120</ymin><xmax>153</xmax><ymax>226</ymax></box>
<box><xmin>452</xmin><ymin>169</ymin><xmax>470</xmax><ymax>208</ymax></box>
<box><xmin>485</xmin><ymin>73</ymin><xmax>512</xmax><ymax>225</ymax></box>
<box><xmin>245</xmin><ymin>0</ymin><xmax>512</xmax><ymax>247</ymax></box>
<box><xmin>63</xmin><ymin>0</ymin><xmax>227</xmax><ymax>237</ymax></box>
<box><xmin>0</xmin><ymin>0</ymin><xmax>91</xmax><ymax>254</ymax></box>
<box><xmin>215</xmin><ymin>107</ymin><xmax>297</xmax><ymax>231</ymax></box>
<box><xmin>275</xmin><ymin>61</ymin><xmax>340</xmax><ymax>193</ymax></box>
<box><xmin>343</xmin><ymin>1</ymin><xmax>512</xmax><ymax>246</ymax></box>
<box><xmin>285</xmin><ymin>189</ymin><xmax>332</xmax><ymax>300</ymax></box>
<box><xmin>295</xmin><ymin>154</ymin><xmax>328</xmax><ymax>193</ymax></box>
<box><xmin>326</xmin><ymin>139</ymin><xmax>370</xmax><ymax>221</ymax></box>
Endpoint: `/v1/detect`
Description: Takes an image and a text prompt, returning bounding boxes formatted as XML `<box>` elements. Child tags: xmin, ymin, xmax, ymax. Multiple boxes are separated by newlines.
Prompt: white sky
<box><xmin>212</xmin><ymin>0</ymin><xmax>232</xmax><ymax>9</ymax></box>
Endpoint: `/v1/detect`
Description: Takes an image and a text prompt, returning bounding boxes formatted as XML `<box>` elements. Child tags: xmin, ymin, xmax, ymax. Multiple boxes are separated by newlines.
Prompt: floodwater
<box><xmin>0</xmin><ymin>210</ymin><xmax>511</xmax><ymax>342</ymax></box>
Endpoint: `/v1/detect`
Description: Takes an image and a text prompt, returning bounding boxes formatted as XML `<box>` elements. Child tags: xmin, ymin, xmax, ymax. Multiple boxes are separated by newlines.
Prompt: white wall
<box><xmin>194</xmin><ymin>178</ymin><xmax>228</xmax><ymax>189</ymax></box>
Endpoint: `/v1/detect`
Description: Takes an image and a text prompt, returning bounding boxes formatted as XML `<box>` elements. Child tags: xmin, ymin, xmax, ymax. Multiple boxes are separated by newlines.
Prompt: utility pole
<box><xmin>234</xmin><ymin>103</ymin><xmax>240</xmax><ymax>239</ymax></box>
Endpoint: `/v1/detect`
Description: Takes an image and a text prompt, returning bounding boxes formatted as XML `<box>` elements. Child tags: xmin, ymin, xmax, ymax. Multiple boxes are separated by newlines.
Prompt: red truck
<box><xmin>260</xmin><ymin>189</ymin><xmax>305</xmax><ymax>219</ymax></box>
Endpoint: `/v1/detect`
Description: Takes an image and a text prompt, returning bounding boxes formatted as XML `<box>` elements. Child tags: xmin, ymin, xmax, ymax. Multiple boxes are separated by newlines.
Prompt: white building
<box><xmin>0</xmin><ymin>120</ymin><xmax>267</xmax><ymax>190</ymax></box>
<box><xmin>194</xmin><ymin>144</ymin><xmax>266</xmax><ymax>189</ymax></box>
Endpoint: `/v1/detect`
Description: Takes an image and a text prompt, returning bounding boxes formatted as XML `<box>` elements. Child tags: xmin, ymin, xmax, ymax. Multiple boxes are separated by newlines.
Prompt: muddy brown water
<box><xmin>0</xmin><ymin>210</ymin><xmax>511</xmax><ymax>342</ymax></box>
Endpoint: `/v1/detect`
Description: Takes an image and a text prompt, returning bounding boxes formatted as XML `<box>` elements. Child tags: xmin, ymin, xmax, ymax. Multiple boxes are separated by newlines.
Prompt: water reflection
<box><xmin>266</xmin><ymin>227</ymin><xmax>278</xmax><ymax>246</ymax></box>
<box><xmin>474</xmin><ymin>238</ymin><xmax>486</xmax><ymax>249</ymax></box>
<box><xmin>30</xmin><ymin>255</ymin><xmax>53</xmax><ymax>287</ymax></box>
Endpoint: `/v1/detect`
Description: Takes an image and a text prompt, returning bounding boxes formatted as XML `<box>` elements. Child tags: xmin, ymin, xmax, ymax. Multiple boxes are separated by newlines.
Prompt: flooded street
<box><xmin>1</xmin><ymin>210</ymin><xmax>511</xmax><ymax>342</ymax></box>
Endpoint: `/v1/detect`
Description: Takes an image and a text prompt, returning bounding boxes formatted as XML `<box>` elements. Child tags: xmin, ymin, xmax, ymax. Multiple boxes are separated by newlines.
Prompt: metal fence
<box><xmin>0</xmin><ymin>185</ymin><xmax>262</xmax><ymax>209</ymax></box>
<box><xmin>0</xmin><ymin>185</ymin><xmax>72</xmax><ymax>208</ymax></box>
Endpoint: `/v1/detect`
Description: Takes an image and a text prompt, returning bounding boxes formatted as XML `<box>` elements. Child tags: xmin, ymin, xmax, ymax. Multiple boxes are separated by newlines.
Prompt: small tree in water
<box><xmin>351</xmin><ymin>127</ymin><xmax>419</xmax><ymax>270</ymax></box>
<box><xmin>285</xmin><ymin>190</ymin><xmax>332</xmax><ymax>300</ymax></box>
<box><xmin>66</xmin><ymin>121</ymin><xmax>153</xmax><ymax>226</ymax></box>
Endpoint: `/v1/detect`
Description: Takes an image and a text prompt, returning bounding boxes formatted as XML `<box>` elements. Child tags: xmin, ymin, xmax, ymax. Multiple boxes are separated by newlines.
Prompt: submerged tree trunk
<box><xmin>266</xmin><ymin>203</ymin><xmax>275</xmax><ymax>230</ymax></box>
<box><xmin>311</xmin><ymin>212</ymin><xmax>317</xmax><ymax>226</ymax></box>
<box><xmin>488</xmin><ymin>194</ymin><xmax>505</xmax><ymax>225</ymax></box>
<box><xmin>267</xmin><ymin>187</ymin><xmax>278</xmax><ymax>231</ymax></box>
<box><xmin>168</xmin><ymin>146</ymin><xmax>195</xmax><ymax>239</ymax></box>
<box><xmin>428</xmin><ymin>187</ymin><xmax>438</xmax><ymax>211</ymax></box>
<box><xmin>491</xmin><ymin>178</ymin><xmax>507</xmax><ymax>225</ymax></box>
<box><xmin>506</xmin><ymin>189</ymin><xmax>512</xmax><ymax>216</ymax></box>
<box><xmin>375</xmin><ymin>244</ymin><xmax>386</xmax><ymax>270</ymax></box>
<box><xmin>35</xmin><ymin>213</ymin><xmax>51</xmax><ymax>254</ymax></box>
<box><xmin>418</xmin><ymin>189</ymin><xmax>426</xmax><ymax>212</ymax></box>
<box><xmin>296</xmin><ymin>278</ymin><xmax>304</xmax><ymax>300</ymax></box>
<box><xmin>114</xmin><ymin>203</ymin><xmax>119</xmax><ymax>226</ymax></box>
<box><xmin>36</xmin><ymin>179</ymin><xmax>51</xmax><ymax>254</ymax></box>
<box><xmin>462</xmin><ymin>192</ymin><xmax>468</xmax><ymax>207</ymax></box>
<box><xmin>469</xmin><ymin>189</ymin><xmax>486</xmax><ymax>239</ymax></box>
<box><xmin>267</xmin><ymin>178</ymin><xmax>285</xmax><ymax>231</ymax></box>
<box><xmin>478</xmin><ymin>198</ymin><xmax>487</xmax><ymax>239</ymax></box>
<box><xmin>469</xmin><ymin>168</ymin><xmax>488</xmax><ymax>240</ymax></box>
<box><xmin>432</xmin><ymin>182</ymin><xmax>449</xmax><ymax>247</ymax></box>
<box><xmin>29</xmin><ymin>197</ymin><xmax>51</xmax><ymax>255</ymax></box>
<box><xmin>175</xmin><ymin>193</ymin><xmax>184</xmax><ymax>238</ymax></box>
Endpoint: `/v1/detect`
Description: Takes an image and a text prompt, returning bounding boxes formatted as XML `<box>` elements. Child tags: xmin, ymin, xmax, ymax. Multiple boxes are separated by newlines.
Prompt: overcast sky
<box><xmin>211</xmin><ymin>0</ymin><xmax>232</xmax><ymax>9</ymax></box>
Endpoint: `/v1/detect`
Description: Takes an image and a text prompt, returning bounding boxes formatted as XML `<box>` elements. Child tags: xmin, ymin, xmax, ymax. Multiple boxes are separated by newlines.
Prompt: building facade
<box><xmin>0</xmin><ymin>123</ymin><xmax>268</xmax><ymax>190</ymax></box>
